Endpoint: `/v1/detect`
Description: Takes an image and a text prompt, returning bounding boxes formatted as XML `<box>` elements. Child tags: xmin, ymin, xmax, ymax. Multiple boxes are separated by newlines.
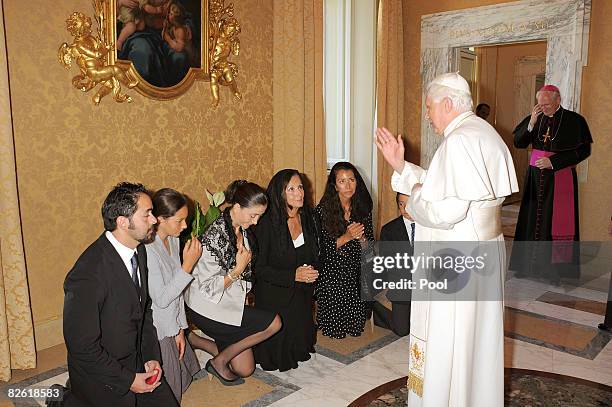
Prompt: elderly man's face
<box><xmin>425</xmin><ymin>96</ymin><xmax>446</xmax><ymax>135</ymax></box>
<box><xmin>537</xmin><ymin>91</ymin><xmax>561</xmax><ymax>116</ymax></box>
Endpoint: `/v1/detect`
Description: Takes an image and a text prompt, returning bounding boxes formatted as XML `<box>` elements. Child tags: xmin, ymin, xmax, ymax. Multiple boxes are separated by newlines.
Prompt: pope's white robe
<box><xmin>392</xmin><ymin>111</ymin><xmax>518</xmax><ymax>407</ymax></box>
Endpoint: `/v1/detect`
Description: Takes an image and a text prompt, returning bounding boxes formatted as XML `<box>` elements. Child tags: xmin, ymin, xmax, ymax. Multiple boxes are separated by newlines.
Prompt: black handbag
<box><xmin>360</xmin><ymin>240</ymin><xmax>380</xmax><ymax>301</ymax></box>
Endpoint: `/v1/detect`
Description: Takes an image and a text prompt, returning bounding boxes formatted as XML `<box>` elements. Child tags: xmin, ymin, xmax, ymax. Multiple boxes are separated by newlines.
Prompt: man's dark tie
<box><xmin>410</xmin><ymin>222</ymin><xmax>415</xmax><ymax>248</ymax></box>
<box><xmin>130</xmin><ymin>253</ymin><xmax>141</xmax><ymax>294</ymax></box>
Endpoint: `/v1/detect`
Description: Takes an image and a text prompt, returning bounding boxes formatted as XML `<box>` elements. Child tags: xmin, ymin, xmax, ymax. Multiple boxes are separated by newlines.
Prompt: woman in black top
<box><xmin>253</xmin><ymin>169</ymin><xmax>320</xmax><ymax>371</ymax></box>
<box><xmin>315</xmin><ymin>162</ymin><xmax>374</xmax><ymax>339</ymax></box>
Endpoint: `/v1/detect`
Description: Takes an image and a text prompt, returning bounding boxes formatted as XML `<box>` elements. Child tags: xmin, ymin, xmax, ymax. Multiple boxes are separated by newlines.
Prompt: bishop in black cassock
<box><xmin>509</xmin><ymin>85</ymin><xmax>593</xmax><ymax>282</ymax></box>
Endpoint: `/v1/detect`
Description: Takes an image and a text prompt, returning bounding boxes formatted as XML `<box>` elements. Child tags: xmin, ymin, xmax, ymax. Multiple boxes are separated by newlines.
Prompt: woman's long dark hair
<box><xmin>265</xmin><ymin>169</ymin><xmax>317</xmax><ymax>251</ymax></box>
<box><xmin>266</xmin><ymin>169</ymin><xmax>302</xmax><ymax>224</ymax></box>
<box><xmin>318</xmin><ymin>162</ymin><xmax>372</xmax><ymax>238</ymax></box>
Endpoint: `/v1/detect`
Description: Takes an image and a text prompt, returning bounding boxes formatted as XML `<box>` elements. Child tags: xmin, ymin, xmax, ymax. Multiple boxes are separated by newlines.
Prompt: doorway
<box><xmin>459</xmin><ymin>41</ymin><xmax>547</xmax><ymax>203</ymax></box>
<box><xmin>419</xmin><ymin>0</ymin><xmax>590</xmax><ymax>172</ymax></box>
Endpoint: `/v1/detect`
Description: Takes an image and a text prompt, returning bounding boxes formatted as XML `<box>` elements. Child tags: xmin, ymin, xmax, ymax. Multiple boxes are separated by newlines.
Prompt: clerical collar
<box><xmin>443</xmin><ymin>111</ymin><xmax>473</xmax><ymax>137</ymax></box>
<box><xmin>544</xmin><ymin>105</ymin><xmax>562</xmax><ymax>118</ymax></box>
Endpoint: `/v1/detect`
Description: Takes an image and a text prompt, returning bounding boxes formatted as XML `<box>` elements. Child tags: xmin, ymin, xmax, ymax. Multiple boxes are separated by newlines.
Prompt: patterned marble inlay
<box><xmin>505</xmin><ymin>307</ymin><xmax>611</xmax><ymax>359</ymax></box>
<box><xmin>354</xmin><ymin>370</ymin><xmax>612</xmax><ymax>407</ymax></box>
<box><xmin>420</xmin><ymin>0</ymin><xmax>591</xmax><ymax>167</ymax></box>
<box><xmin>0</xmin><ymin>329</ymin><xmax>401</xmax><ymax>407</ymax></box>
<box><xmin>537</xmin><ymin>291</ymin><xmax>606</xmax><ymax>315</ymax></box>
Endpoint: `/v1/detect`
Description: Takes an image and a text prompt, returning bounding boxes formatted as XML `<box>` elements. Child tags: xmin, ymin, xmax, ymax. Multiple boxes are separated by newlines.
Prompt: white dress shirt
<box><xmin>292</xmin><ymin>232</ymin><xmax>305</xmax><ymax>248</ymax></box>
<box><xmin>105</xmin><ymin>230</ymin><xmax>140</xmax><ymax>286</ymax></box>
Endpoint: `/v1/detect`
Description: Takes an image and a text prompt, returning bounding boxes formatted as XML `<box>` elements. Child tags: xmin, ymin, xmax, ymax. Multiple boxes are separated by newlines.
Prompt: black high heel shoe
<box><xmin>205</xmin><ymin>360</ymin><xmax>245</xmax><ymax>386</ymax></box>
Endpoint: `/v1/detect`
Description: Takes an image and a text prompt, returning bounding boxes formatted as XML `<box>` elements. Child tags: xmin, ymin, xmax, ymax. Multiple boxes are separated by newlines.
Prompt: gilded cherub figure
<box><xmin>58</xmin><ymin>12</ymin><xmax>138</xmax><ymax>105</ymax></box>
<box><xmin>209</xmin><ymin>17</ymin><xmax>241</xmax><ymax>107</ymax></box>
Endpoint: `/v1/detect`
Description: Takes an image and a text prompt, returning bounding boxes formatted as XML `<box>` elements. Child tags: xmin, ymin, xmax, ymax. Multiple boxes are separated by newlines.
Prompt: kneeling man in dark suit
<box><xmin>373</xmin><ymin>192</ymin><xmax>414</xmax><ymax>336</ymax></box>
<box><xmin>63</xmin><ymin>182</ymin><xmax>179</xmax><ymax>407</ymax></box>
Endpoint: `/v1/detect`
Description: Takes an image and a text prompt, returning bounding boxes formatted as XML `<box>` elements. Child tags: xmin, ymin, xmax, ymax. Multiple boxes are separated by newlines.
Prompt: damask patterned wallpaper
<box><xmin>4</xmin><ymin>0</ymin><xmax>274</xmax><ymax>349</ymax></box>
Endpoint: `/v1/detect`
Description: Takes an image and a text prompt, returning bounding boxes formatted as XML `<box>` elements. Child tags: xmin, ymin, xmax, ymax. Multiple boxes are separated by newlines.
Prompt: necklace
<box><xmin>342</xmin><ymin>206</ymin><xmax>351</xmax><ymax>222</ymax></box>
<box><xmin>537</xmin><ymin>108</ymin><xmax>564</xmax><ymax>144</ymax></box>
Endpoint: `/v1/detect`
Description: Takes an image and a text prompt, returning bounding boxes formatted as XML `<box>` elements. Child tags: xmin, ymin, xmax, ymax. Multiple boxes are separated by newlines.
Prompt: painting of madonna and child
<box><xmin>116</xmin><ymin>0</ymin><xmax>202</xmax><ymax>87</ymax></box>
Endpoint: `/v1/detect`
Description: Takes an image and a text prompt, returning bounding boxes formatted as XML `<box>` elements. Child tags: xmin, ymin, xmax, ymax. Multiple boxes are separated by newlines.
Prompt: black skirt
<box><xmin>253</xmin><ymin>243</ymin><xmax>317</xmax><ymax>371</ymax></box>
<box><xmin>253</xmin><ymin>280</ymin><xmax>316</xmax><ymax>371</ymax></box>
<box><xmin>186</xmin><ymin>305</ymin><xmax>276</xmax><ymax>352</ymax></box>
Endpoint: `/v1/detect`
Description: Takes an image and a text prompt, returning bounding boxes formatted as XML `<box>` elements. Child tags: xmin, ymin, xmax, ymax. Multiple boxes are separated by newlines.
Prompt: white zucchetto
<box><xmin>428</xmin><ymin>72</ymin><xmax>471</xmax><ymax>96</ymax></box>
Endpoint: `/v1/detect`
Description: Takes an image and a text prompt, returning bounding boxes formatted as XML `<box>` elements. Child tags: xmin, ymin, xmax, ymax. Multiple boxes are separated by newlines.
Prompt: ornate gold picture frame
<box><xmin>105</xmin><ymin>0</ymin><xmax>210</xmax><ymax>100</ymax></box>
<box><xmin>59</xmin><ymin>0</ymin><xmax>241</xmax><ymax>104</ymax></box>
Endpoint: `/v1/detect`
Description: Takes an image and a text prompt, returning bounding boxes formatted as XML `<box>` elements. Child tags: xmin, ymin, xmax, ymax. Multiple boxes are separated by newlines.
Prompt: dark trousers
<box><xmin>372</xmin><ymin>300</ymin><xmax>411</xmax><ymax>337</ymax></box>
<box><xmin>62</xmin><ymin>377</ymin><xmax>179</xmax><ymax>407</ymax></box>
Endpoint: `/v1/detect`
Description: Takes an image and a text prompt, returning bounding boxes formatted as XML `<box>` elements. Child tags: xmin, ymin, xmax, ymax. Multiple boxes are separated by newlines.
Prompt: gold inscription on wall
<box><xmin>449</xmin><ymin>19</ymin><xmax>552</xmax><ymax>40</ymax></box>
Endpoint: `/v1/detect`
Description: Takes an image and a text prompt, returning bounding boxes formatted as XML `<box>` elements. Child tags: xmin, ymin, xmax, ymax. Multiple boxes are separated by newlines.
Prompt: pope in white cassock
<box><xmin>376</xmin><ymin>73</ymin><xmax>518</xmax><ymax>407</ymax></box>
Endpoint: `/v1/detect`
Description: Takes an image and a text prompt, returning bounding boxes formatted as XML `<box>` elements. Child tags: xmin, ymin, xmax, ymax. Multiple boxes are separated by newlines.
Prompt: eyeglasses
<box><xmin>286</xmin><ymin>185</ymin><xmax>304</xmax><ymax>193</ymax></box>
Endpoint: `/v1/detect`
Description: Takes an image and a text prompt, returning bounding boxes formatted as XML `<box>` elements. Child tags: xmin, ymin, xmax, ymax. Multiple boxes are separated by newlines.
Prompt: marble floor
<box><xmin>1</xmin><ymin>203</ymin><xmax>611</xmax><ymax>406</ymax></box>
<box><xmin>358</xmin><ymin>369</ymin><xmax>612</xmax><ymax>407</ymax></box>
<box><xmin>3</xmin><ymin>274</ymin><xmax>609</xmax><ymax>406</ymax></box>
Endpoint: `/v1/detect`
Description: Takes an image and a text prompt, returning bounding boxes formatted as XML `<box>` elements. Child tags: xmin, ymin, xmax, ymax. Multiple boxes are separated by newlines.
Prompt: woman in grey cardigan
<box><xmin>146</xmin><ymin>188</ymin><xmax>202</xmax><ymax>403</ymax></box>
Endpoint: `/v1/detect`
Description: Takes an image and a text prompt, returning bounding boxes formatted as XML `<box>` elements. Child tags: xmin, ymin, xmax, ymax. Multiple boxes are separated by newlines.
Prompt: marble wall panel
<box><xmin>420</xmin><ymin>0</ymin><xmax>591</xmax><ymax>167</ymax></box>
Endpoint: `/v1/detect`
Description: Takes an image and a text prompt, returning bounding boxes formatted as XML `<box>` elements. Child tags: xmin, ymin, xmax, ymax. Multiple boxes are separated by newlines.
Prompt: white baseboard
<box><xmin>34</xmin><ymin>316</ymin><xmax>64</xmax><ymax>351</ymax></box>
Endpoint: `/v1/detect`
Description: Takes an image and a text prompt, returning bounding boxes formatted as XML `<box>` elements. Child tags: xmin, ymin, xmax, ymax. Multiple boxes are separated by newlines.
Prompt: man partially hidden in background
<box><xmin>372</xmin><ymin>192</ymin><xmax>415</xmax><ymax>337</ymax></box>
<box><xmin>510</xmin><ymin>85</ymin><xmax>593</xmax><ymax>283</ymax></box>
<box><xmin>475</xmin><ymin>103</ymin><xmax>490</xmax><ymax>121</ymax></box>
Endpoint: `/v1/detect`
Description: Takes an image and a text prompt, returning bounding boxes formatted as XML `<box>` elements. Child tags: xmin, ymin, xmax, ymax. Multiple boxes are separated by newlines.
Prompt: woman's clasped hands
<box><xmin>345</xmin><ymin>222</ymin><xmax>365</xmax><ymax>240</ymax></box>
<box><xmin>296</xmin><ymin>264</ymin><xmax>318</xmax><ymax>284</ymax></box>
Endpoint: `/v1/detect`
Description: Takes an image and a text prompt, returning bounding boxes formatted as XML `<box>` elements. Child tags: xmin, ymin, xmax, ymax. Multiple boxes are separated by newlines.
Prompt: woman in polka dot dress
<box><xmin>315</xmin><ymin>162</ymin><xmax>374</xmax><ymax>339</ymax></box>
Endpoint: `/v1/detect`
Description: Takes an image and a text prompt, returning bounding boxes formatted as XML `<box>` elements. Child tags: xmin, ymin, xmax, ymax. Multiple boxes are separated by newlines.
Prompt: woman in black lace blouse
<box><xmin>315</xmin><ymin>162</ymin><xmax>374</xmax><ymax>339</ymax></box>
<box><xmin>184</xmin><ymin>180</ymin><xmax>281</xmax><ymax>385</ymax></box>
<box><xmin>253</xmin><ymin>169</ymin><xmax>320</xmax><ymax>371</ymax></box>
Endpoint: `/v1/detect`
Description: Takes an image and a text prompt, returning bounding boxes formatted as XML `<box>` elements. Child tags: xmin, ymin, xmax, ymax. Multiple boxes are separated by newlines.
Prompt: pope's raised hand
<box><xmin>375</xmin><ymin>127</ymin><xmax>405</xmax><ymax>174</ymax></box>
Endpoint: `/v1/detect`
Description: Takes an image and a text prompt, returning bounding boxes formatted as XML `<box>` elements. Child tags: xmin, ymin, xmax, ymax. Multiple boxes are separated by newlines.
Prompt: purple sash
<box><xmin>530</xmin><ymin>149</ymin><xmax>575</xmax><ymax>263</ymax></box>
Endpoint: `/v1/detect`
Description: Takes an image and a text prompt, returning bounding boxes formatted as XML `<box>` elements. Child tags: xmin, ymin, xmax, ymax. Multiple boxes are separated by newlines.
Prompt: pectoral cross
<box><xmin>543</xmin><ymin>126</ymin><xmax>551</xmax><ymax>144</ymax></box>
